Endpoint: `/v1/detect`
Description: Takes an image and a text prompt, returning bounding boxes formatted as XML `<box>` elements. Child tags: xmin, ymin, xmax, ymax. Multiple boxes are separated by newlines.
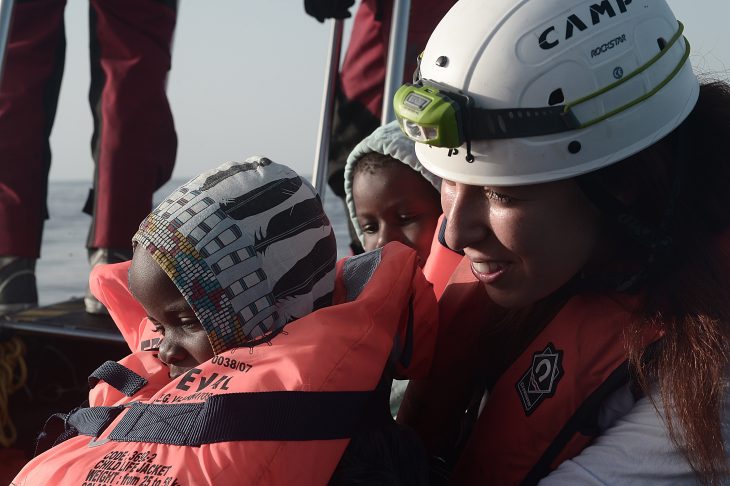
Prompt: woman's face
<box><xmin>441</xmin><ymin>178</ymin><xmax>601</xmax><ymax>308</ymax></box>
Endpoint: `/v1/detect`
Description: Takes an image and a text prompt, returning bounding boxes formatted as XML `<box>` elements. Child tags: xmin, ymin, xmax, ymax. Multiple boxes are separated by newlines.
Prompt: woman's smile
<box><xmin>470</xmin><ymin>259</ymin><xmax>510</xmax><ymax>284</ymax></box>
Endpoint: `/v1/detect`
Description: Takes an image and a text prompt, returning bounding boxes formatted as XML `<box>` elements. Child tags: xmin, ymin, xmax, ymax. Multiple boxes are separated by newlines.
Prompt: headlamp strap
<box><xmin>469</xmin><ymin>105</ymin><xmax>581</xmax><ymax>139</ymax></box>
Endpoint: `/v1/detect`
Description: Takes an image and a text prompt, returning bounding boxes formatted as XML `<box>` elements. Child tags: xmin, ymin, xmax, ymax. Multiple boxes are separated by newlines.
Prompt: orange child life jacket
<box><xmin>13</xmin><ymin>242</ymin><xmax>438</xmax><ymax>486</ymax></box>
<box><xmin>409</xmin><ymin>235</ymin><xmax>661</xmax><ymax>485</ymax></box>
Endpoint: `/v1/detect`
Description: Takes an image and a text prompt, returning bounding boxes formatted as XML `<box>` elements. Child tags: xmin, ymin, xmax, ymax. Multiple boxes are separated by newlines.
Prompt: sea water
<box><xmin>37</xmin><ymin>179</ymin><xmax>352</xmax><ymax>306</ymax></box>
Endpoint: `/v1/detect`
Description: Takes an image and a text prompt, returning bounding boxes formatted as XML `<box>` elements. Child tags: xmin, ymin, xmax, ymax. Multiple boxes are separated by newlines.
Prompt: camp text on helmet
<box><xmin>538</xmin><ymin>0</ymin><xmax>633</xmax><ymax>50</ymax></box>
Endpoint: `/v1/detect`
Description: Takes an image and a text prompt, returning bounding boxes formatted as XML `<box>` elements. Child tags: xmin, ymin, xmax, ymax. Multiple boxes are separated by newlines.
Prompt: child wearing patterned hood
<box><xmin>129</xmin><ymin>156</ymin><xmax>337</xmax><ymax>374</ymax></box>
<box><xmin>16</xmin><ymin>156</ymin><xmax>438</xmax><ymax>486</ymax></box>
<box><xmin>344</xmin><ymin>120</ymin><xmax>442</xmax><ymax>267</ymax></box>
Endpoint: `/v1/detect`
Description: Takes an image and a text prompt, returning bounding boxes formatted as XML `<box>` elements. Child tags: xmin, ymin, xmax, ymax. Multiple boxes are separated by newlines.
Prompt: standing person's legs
<box><xmin>85</xmin><ymin>0</ymin><xmax>177</xmax><ymax>312</ymax></box>
<box><xmin>0</xmin><ymin>0</ymin><xmax>67</xmax><ymax>313</ymax></box>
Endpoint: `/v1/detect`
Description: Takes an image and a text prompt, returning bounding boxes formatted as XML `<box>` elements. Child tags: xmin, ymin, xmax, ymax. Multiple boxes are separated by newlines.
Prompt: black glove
<box><xmin>304</xmin><ymin>0</ymin><xmax>355</xmax><ymax>23</ymax></box>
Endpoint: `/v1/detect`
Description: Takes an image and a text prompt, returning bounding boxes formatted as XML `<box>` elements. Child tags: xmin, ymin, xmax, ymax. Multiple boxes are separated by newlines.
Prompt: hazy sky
<box><xmin>44</xmin><ymin>0</ymin><xmax>730</xmax><ymax>186</ymax></box>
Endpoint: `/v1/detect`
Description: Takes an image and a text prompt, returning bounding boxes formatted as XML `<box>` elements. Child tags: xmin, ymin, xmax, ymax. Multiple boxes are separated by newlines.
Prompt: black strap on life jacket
<box><xmin>66</xmin><ymin>405</ymin><xmax>127</xmax><ymax>437</ymax></box>
<box><xmin>392</xmin><ymin>295</ymin><xmax>415</xmax><ymax>370</ymax></box>
<box><xmin>88</xmin><ymin>360</ymin><xmax>148</xmax><ymax>396</ymax></box>
<box><xmin>521</xmin><ymin>360</ymin><xmax>632</xmax><ymax>485</ymax></box>
<box><xmin>65</xmin><ymin>389</ymin><xmax>381</xmax><ymax>446</ymax></box>
<box><xmin>34</xmin><ymin>404</ymin><xmax>127</xmax><ymax>456</ymax></box>
<box><xmin>35</xmin><ymin>362</ymin><xmax>146</xmax><ymax>455</ymax></box>
<box><xmin>342</xmin><ymin>247</ymin><xmax>382</xmax><ymax>302</ymax></box>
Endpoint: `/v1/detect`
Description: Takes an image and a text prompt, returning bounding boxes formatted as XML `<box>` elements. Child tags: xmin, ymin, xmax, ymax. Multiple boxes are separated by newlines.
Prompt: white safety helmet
<box><xmin>393</xmin><ymin>0</ymin><xmax>699</xmax><ymax>186</ymax></box>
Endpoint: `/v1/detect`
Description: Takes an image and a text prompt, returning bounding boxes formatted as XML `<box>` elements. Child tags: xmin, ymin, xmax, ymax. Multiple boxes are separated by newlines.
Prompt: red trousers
<box><xmin>340</xmin><ymin>0</ymin><xmax>456</xmax><ymax>120</ymax></box>
<box><xmin>0</xmin><ymin>0</ymin><xmax>177</xmax><ymax>258</ymax></box>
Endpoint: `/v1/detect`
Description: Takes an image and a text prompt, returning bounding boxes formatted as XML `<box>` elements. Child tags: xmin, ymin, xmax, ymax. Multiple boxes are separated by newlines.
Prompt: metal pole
<box><xmin>312</xmin><ymin>19</ymin><xmax>344</xmax><ymax>196</ymax></box>
<box><xmin>381</xmin><ymin>0</ymin><xmax>411</xmax><ymax>124</ymax></box>
<box><xmin>0</xmin><ymin>0</ymin><xmax>15</xmax><ymax>86</ymax></box>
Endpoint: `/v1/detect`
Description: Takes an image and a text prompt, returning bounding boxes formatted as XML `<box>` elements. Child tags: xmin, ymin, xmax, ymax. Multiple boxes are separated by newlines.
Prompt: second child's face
<box><xmin>353</xmin><ymin>163</ymin><xmax>442</xmax><ymax>266</ymax></box>
<box><xmin>128</xmin><ymin>247</ymin><xmax>214</xmax><ymax>379</ymax></box>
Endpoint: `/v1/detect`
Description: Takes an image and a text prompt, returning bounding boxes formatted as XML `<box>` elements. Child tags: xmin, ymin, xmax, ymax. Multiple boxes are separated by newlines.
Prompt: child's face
<box><xmin>353</xmin><ymin>162</ymin><xmax>442</xmax><ymax>266</ymax></box>
<box><xmin>128</xmin><ymin>247</ymin><xmax>214</xmax><ymax>379</ymax></box>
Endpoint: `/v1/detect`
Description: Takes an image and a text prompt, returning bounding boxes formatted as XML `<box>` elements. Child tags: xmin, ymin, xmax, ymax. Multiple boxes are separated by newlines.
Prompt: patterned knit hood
<box><xmin>133</xmin><ymin>157</ymin><xmax>337</xmax><ymax>354</ymax></box>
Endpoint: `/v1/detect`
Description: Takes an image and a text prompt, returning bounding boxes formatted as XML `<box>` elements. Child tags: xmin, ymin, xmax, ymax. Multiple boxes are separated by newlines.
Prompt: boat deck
<box><xmin>1</xmin><ymin>299</ymin><xmax>123</xmax><ymax>343</ymax></box>
<box><xmin>0</xmin><ymin>300</ymin><xmax>128</xmax><ymax>482</ymax></box>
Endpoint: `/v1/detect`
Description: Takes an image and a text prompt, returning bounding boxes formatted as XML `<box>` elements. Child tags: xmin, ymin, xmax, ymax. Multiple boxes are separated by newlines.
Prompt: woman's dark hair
<box><xmin>584</xmin><ymin>81</ymin><xmax>730</xmax><ymax>484</ymax></box>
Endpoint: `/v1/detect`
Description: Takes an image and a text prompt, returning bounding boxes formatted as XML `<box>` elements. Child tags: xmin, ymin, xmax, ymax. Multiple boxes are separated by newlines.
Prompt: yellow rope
<box><xmin>0</xmin><ymin>337</ymin><xmax>28</xmax><ymax>448</ymax></box>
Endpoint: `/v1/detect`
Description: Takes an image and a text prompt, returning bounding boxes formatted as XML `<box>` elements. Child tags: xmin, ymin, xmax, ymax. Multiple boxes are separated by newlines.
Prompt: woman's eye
<box><xmin>151</xmin><ymin>322</ymin><xmax>165</xmax><ymax>335</ymax></box>
<box><xmin>361</xmin><ymin>223</ymin><xmax>378</xmax><ymax>234</ymax></box>
<box><xmin>484</xmin><ymin>188</ymin><xmax>512</xmax><ymax>203</ymax></box>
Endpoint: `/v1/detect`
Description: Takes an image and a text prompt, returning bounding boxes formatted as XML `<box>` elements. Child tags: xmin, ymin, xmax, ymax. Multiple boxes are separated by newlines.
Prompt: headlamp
<box><xmin>393</xmin><ymin>82</ymin><xmax>467</xmax><ymax>148</ymax></box>
<box><xmin>395</xmin><ymin>80</ymin><xmax>580</xmax><ymax>150</ymax></box>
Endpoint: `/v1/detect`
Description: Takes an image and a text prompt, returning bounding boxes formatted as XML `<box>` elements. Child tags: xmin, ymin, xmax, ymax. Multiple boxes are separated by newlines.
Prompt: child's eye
<box><xmin>484</xmin><ymin>188</ymin><xmax>513</xmax><ymax>203</ymax></box>
<box><xmin>361</xmin><ymin>223</ymin><xmax>378</xmax><ymax>234</ymax></box>
<box><xmin>150</xmin><ymin>321</ymin><xmax>165</xmax><ymax>335</ymax></box>
<box><xmin>398</xmin><ymin>214</ymin><xmax>417</xmax><ymax>224</ymax></box>
<box><xmin>181</xmin><ymin>318</ymin><xmax>203</xmax><ymax>332</ymax></box>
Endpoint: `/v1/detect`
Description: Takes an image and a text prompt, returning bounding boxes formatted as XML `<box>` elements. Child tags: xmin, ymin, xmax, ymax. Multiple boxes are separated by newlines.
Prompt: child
<box><xmin>345</xmin><ymin>121</ymin><xmax>455</xmax><ymax>418</ymax></box>
<box><xmin>344</xmin><ymin>120</ymin><xmax>442</xmax><ymax>268</ymax></box>
<box><xmin>13</xmin><ymin>157</ymin><xmax>437</xmax><ymax>485</ymax></box>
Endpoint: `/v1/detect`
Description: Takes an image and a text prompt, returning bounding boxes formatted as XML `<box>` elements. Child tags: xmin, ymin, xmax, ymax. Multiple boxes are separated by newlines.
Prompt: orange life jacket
<box><xmin>411</xmin><ymin>237</ymin><xmax>660</xmax><ymax>485</ymax></box>
<box><xmin>13</xmin><ymin>242</ymin><xmax>438</xmax><ymax>486</ymax></box>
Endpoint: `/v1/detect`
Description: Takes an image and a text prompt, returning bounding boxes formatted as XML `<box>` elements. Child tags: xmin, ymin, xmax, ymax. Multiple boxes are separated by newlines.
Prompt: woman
<box><xmin>393</xmin><ymin>0</ymin><xmax>730</xmax><ymax>484</ymax></box>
